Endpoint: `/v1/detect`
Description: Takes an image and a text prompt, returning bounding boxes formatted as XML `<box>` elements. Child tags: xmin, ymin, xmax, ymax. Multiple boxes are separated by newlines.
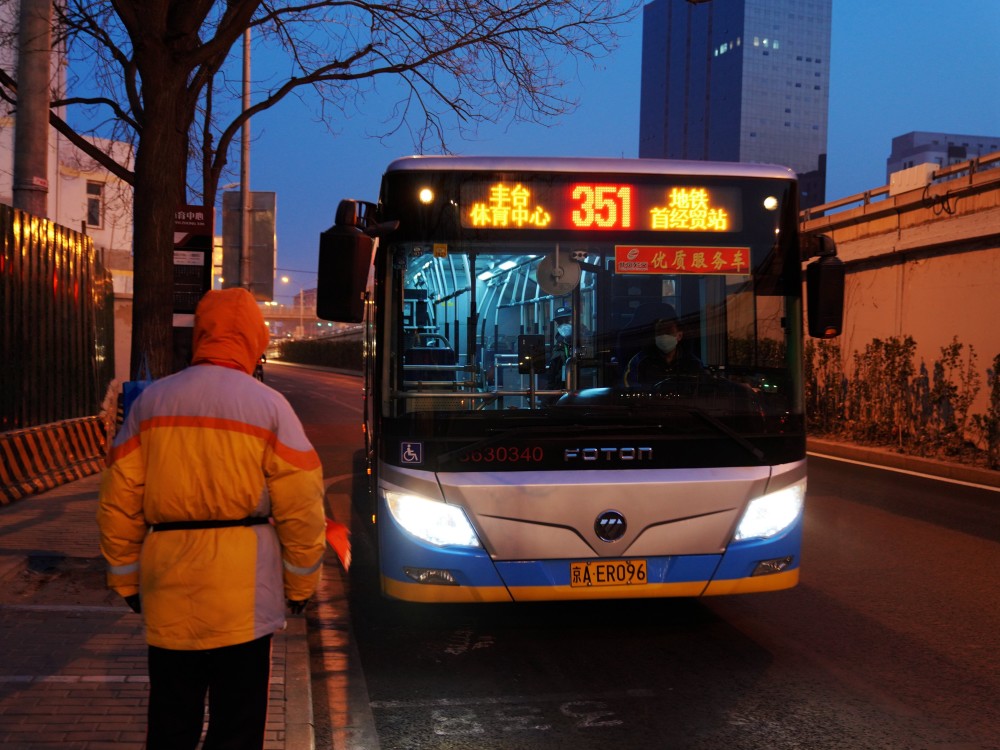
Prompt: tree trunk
<box><xmin>129</xmin><ymin>82</ymin><xmax>191</xmax><ymax>379</ymax></box>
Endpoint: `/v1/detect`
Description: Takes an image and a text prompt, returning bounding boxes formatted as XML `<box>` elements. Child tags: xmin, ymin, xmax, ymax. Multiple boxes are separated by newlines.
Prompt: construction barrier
<box><xmin>0</xmin><ymin>417</ymin><xmax>107</xmax><ymax>504</ymax></box>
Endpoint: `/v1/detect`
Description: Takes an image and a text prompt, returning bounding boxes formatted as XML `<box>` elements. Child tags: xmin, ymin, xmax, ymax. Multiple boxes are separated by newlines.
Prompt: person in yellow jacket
<box><xmin>97</xmin><ymin>287</ymin><xmax>325</xmax><ymax>750</ymax></box>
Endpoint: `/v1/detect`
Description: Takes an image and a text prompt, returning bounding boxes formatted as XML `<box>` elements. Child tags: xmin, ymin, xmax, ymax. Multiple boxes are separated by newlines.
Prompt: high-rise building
<box><xmin>639</xmin><ymin>0</ymin><xmax>832</xmax><ymax>208</ymax></box>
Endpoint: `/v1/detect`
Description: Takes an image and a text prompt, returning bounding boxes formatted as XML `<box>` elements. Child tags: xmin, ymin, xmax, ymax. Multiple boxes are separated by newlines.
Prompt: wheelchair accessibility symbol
<box><xmin>400</xmin><ymin>442</ymin><xmax>422</xmax><ymax>464</ymax></box>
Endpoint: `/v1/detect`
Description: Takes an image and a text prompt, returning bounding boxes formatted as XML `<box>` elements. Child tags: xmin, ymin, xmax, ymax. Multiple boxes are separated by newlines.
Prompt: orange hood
<box><xmin>191</xmin><ymin>288</ymin><xmax>269</xmax><ymax>374</ymax></box>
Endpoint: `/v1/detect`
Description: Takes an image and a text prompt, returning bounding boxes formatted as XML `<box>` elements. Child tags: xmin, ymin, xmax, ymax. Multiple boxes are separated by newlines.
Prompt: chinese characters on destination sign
<box><xmin>462</xmin><ymin>181</ymin><xmax>740</xmax><ymax>233</ymax></box>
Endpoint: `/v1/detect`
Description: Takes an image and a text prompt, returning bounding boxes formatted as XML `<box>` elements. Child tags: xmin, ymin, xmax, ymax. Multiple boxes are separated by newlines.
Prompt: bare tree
<box><xmin>0</xmin><ymin>0</ymin><xmax>639</xmax><ymax>377</ymax></box>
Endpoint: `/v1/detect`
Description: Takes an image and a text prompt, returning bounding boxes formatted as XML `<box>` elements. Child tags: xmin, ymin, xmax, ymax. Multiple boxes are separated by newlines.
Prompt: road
<box><xmin>267</xmin><ymin>363</ymin><xmax>1000</xmax><ymax>750</ymax></box>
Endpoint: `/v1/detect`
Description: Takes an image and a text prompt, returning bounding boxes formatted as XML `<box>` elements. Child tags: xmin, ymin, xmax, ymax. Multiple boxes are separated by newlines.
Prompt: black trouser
<box><xmin>146</xmin><ymin>634</ymin><xmax>273</xmax><ymax>750</ymax></box>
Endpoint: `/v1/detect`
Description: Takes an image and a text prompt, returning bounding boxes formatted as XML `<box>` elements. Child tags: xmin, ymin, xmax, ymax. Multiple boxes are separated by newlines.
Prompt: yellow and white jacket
<box><xmin>98</xmin><ymin>288</ymin><xmax>325</xmax><ymax>650</ymax></box>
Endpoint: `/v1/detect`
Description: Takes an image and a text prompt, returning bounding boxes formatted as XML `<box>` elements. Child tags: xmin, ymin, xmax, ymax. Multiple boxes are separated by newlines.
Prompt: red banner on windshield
<box><xmin>614</xmin><ymin>245</ymin><xmax>751</xmax><ymax>275</ymax></box>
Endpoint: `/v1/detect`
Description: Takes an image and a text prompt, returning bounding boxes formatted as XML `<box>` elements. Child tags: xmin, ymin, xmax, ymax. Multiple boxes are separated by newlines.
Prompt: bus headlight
<box><xmin>385</xmin><ymin>491</ymin><xmax>481</xmax><ymax>548</ymax></box>
<box><xmin>734</xmin><ymin>481</ymin><xmax>805</xmax><ymax>541</ymax></box>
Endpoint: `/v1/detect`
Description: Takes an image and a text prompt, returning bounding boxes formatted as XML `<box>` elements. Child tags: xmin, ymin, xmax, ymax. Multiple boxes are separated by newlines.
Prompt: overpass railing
<box><xmin>801</xmin><ymin>148</ymin><xmax>1000</xmax><ymax>223</ymax></box>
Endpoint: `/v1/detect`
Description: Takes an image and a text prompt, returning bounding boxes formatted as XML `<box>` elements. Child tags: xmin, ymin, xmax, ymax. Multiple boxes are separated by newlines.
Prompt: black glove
<box><xmin>287</xmin><ymin>599</ymin><xmax>309</xmax><ymax>615</ymax></box>
<box><xmin>123</xmin><ymin>594</ymin><xmax>142</xmax><ymax>614</ymax></box>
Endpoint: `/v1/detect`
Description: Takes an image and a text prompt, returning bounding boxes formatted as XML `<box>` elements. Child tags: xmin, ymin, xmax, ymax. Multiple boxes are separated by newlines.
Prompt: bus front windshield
<box><xmin>386</xmin><ymin>240</ymin><xmax>801</xmax><ymax>447</ymax></box>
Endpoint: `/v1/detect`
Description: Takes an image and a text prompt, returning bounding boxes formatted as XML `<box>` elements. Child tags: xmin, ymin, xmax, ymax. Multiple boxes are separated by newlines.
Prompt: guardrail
<box><xmin>800</xmin><ymin>148</ymin><xmax>1000</xmax><ymax>222</ymax></box>
<box><xmin>0</xmin><ymin>416</ymin><xmax>106</xmax><ymax>504</ymax></box>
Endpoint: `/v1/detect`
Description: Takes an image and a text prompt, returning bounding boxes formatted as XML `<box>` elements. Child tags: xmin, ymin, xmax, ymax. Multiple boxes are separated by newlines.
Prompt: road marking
<box><xmin>370</xmin><ymin>688</ymin><xmax>655</xmax><ymax>709</ymax></box>
<box><xmin>808</xmin><ymin>451</ymin><xmax>1000</xmax><ymax>492</ymax></box>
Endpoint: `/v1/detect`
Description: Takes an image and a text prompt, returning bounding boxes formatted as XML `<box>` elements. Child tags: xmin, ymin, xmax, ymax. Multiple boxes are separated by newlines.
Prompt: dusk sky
<box><xmin>240</xmin><ymin>0</ymin><xmax>1000</xmax><ymax>301</ymax></box>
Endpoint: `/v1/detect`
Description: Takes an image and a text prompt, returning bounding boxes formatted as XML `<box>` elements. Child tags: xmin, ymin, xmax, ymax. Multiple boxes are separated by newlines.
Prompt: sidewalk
<box><xmin>0</xmin><ymin>473</ymin><xmax>315</xmax><ymax>750</ymax></box>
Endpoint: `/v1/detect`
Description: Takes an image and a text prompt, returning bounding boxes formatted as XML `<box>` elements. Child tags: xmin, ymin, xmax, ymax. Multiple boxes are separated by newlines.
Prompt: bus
<box><xmin>316</xmin><ymin>156</ymin><xmax>844</xmax><ymax>603</ymax></box>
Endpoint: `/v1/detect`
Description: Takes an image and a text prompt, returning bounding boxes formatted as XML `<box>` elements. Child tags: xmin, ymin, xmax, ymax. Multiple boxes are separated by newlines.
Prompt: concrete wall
<box><xmin>802</xmin><ymin>158</ymin><xmax>1000</xmax><ymax>416</ymax></box>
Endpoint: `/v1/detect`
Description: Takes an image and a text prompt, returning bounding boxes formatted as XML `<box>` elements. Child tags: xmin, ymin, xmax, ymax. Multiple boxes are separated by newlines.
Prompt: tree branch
<box><xmin>0</xmin><ymin>67</ymin><xmax>134</xmax><ymax>183</ymax></box>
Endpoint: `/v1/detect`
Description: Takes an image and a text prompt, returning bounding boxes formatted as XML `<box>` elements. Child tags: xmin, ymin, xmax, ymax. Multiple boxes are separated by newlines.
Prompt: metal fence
<box><xmin>0</xmin><ymin>204</ymin><xmax>115</xmax><ymax>430</ymax></box>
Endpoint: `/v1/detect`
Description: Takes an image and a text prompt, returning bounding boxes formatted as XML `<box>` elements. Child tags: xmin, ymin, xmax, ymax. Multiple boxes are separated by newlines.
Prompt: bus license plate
<box><xmin>570</xmin><ymin>559</ymin><xmax>647</xmax><ymax>587</ymax></box>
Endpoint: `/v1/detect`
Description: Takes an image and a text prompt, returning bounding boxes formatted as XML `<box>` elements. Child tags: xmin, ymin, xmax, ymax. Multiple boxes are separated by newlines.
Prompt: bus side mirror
<box><xmin>806</xmin><ymin>254</ymin><xmax>845</xmax><ymax>338</ymax></box>
<box><xmin>316</xmin><ymin>201</ymin><xmax>375</xmax><ymax>323</ymax></box>
<box><xmin>800</xmin><ymin>232</ymin><xmax>837</xmax><ymax>262</ymax></box>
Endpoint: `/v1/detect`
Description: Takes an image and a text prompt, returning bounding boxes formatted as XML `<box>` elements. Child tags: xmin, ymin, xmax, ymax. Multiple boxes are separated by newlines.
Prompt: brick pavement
<box><xmin>0</xmin><ymin>474</ymin><xmax>314</xmax><ymax>750</ymax></box>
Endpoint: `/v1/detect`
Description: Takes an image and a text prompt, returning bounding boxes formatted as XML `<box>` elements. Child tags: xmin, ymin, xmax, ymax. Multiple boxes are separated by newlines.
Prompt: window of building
<box><xmin>86</xmin><ymin>182</ymin><xmax>104</xmax><ymax>229</ymax></box>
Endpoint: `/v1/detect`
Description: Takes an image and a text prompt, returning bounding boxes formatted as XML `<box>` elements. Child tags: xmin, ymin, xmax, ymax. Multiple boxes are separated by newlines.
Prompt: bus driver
<box><xmin>623</xmin><ymin>306</ymin><xmax>703</xmax><ymax>388</ymax></box>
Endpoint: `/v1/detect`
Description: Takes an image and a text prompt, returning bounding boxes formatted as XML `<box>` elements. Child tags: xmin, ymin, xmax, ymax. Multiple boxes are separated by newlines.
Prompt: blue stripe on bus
<box><xmin>378</xmin><ymin>510</ymin><xmax>505</xmax><ymax>589</ymax></box>
<box><xmin>712</xmin><ymin>514</ymin><xmax>803</xmax><ymax>581</ymax></box>
<box><xmin>378</xmin><ymin>498</ymin><xmax>803</xmax><ymax>597</ymax></box>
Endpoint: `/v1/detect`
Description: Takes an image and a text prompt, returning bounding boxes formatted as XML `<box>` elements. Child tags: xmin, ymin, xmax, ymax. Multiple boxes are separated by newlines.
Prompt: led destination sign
<box><xmin>460</xmin><ymin>180</ymin><xmax>741</xmax><ymax>232</ymax></box>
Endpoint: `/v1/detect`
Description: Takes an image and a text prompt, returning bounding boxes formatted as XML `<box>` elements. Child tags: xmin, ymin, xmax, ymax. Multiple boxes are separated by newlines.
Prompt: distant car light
<box><xmin>734</xmin><ymin>480</ymin><xmax>805</xmax><ymax>541</ymax></box>
<box><xmin>385</xmin><ymin>491</ymin><xmax>481</xmax><ymax>548</ymax></box>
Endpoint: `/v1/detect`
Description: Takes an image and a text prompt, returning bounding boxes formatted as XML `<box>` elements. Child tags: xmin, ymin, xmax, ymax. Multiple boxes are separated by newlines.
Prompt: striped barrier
<box><xmin>0</xmin><ymin>417</ymin><xmax>107</xmax><ymax>504</ymax></box>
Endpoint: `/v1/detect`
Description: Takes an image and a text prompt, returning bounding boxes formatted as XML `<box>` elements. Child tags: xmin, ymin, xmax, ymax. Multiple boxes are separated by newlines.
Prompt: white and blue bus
<box><xmin>317</xmin><ymin>156</ymin><xmax>843</xmax><ymax>603</ymax></box>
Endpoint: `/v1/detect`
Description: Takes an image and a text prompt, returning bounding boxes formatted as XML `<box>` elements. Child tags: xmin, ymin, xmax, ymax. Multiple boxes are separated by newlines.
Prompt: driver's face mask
<box><xmin>557</xmin><ymin>323</ymin><xmax>572</xmax><ymax>339</ymax></box>
<box><xmin>655</xmin><ymin>334</ymin><xmax>678</xmax><ymax>354</ymax></box>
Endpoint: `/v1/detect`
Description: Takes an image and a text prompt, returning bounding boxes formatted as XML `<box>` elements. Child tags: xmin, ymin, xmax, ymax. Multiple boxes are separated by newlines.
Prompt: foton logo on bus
<box><xmin>564</xmin><ymin>447</ymin><xmax>653</xmax><ymax>462</ymax></box>
<box><xmin>614</xmin><ymin>245</ymin><xmax>751</xmax><ymax>275</ymax></box>
<box><xmin>468</xmin><ymin>183</ymin><xmax>552</xmax><ymax>228</ymax></box>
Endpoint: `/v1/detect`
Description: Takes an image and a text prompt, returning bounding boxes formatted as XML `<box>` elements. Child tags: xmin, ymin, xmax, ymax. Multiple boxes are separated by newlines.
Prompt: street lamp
<box><xmin>281</xmin><ymin>276</ymin><xmax>305</xmax><ymax>339</ymax></box>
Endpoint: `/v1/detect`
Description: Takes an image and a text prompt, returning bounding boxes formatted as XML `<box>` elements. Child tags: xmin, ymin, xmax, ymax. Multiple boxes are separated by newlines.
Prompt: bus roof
<box><xmin>384</xmin><ymin>155</ymin><xmax>797</xmax><ymax>181</ymax></box>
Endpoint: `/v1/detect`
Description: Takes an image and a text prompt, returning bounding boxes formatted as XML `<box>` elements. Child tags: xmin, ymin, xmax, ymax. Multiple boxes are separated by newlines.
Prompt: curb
<box><xmin>807</xmin><ymin>438</ymin><xmax>1000</xmax><ymax>489</ymax></box>
<box><xmin>284</xmin><ymin>617</ymin><xmax>315</xmax><ymax>750</ymax></box>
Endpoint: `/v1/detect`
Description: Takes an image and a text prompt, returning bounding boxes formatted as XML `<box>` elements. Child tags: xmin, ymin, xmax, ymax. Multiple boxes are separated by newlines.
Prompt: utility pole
<box><xmin>239</xmin><ymin>27</ymin><xmax>252</xmax><ymax>291</ymax></box>
<box><xmin>299</xmin><ymin>289</ymin><xmax>305</xmax><ymax>339</ymax></box>
<box><xmin>12</xmin><ymin>0</ymin><xmax>52</xmax><ymax>216</ymax></box>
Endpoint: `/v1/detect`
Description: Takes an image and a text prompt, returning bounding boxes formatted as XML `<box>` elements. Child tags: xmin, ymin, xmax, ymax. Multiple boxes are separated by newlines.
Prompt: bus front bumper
<box><xmin>378</xmin><ymin>504</ymin><xmax>803</xmax><ymax>604</ymax></box>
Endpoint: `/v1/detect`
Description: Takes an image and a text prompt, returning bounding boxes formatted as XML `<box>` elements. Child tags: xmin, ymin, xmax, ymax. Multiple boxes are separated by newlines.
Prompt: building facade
<box><xmin>639</xmin><ymin>0</ymin><xmax>832</xmax><ymax>208</ymax></box>
<box><xmin>887</xmin><ymin>131</ymin><xmax>1000</xmax><ymax>180</ymax></box>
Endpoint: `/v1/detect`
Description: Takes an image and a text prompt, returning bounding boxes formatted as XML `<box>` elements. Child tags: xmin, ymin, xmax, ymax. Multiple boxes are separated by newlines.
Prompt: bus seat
<box><xmin>404</xmin><ymin>345</ymin><xmax>457</xmax><ymax>383</ymax></box>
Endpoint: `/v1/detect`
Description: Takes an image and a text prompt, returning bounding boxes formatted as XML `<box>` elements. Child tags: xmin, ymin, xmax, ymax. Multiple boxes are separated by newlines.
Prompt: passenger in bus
<box><xmin>622</xmin><ymin>307</ymin><xmax>703</xmax><ymax>388</ymax></box>
<box><xmin>545</xmin><ymin>305</ymin><xmax>575</xmax><ymax>389</ymax></box>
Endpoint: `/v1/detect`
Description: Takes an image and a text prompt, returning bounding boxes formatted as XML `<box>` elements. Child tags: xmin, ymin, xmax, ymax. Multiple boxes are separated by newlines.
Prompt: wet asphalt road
<box><xmin>270</xmin><ymin>364</ymin><xmax>1000</xmax><ymax>750</ymax></box>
